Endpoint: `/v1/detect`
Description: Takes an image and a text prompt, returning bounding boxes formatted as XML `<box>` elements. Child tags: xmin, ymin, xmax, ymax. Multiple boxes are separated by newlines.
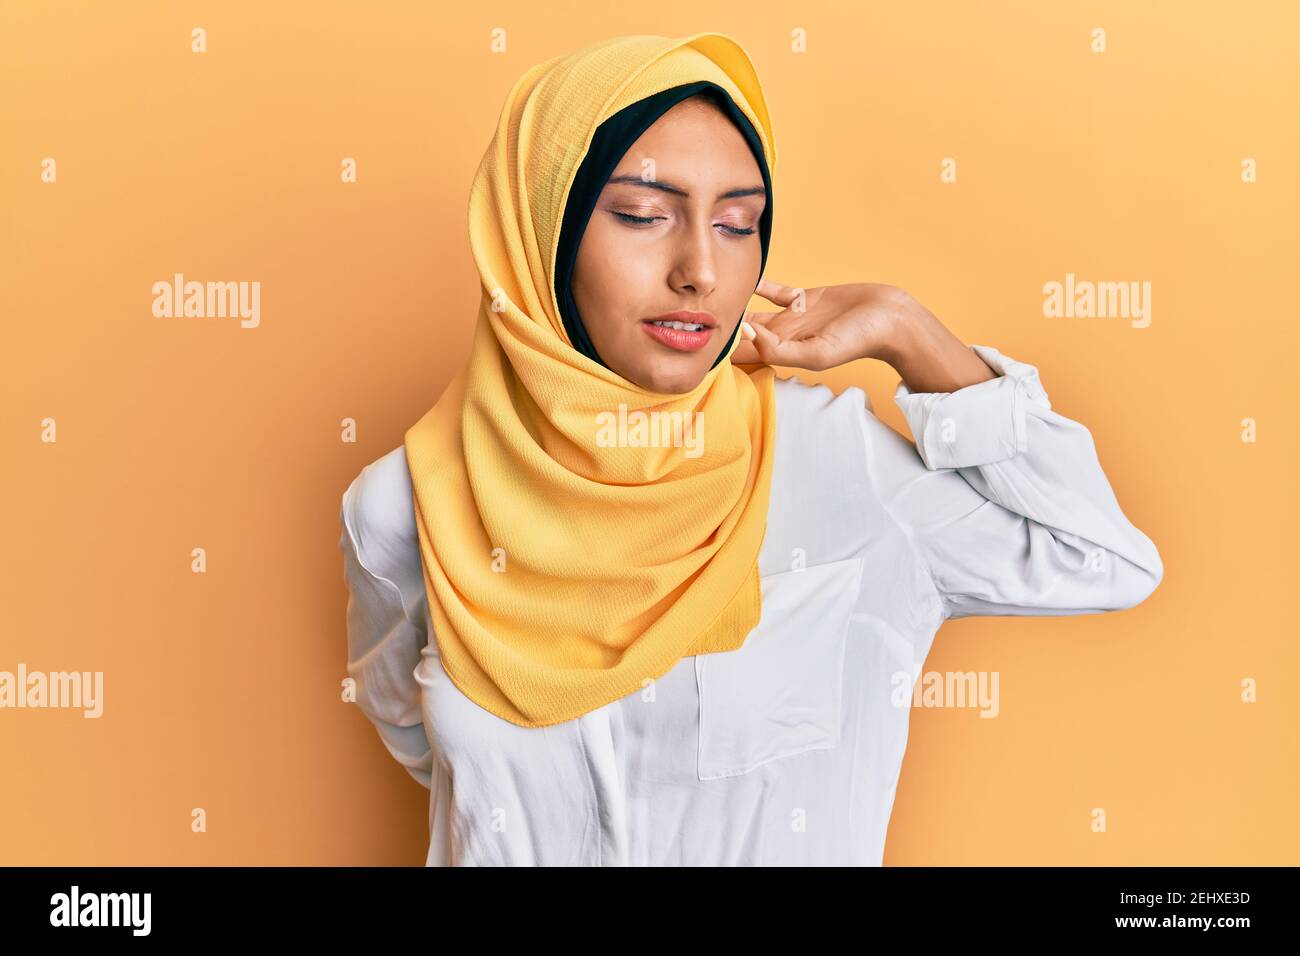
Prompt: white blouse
<box><xmin>337</xmin><ymin>345</ymin><xmax>1162</xmax><ymax>866</ymax></box>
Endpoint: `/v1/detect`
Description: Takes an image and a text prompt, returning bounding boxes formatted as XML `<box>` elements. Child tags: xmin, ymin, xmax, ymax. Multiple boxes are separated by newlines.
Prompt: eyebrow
<box><xmin>604</xmin><ymin>174</ymin><xmax>765</xmax><ymax>200</ymax></box>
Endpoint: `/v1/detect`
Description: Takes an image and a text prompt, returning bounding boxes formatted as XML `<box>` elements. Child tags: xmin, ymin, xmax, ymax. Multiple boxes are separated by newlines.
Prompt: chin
<box><xmin>639</xmin><ymin>360</ymin><xmax>708</xmax><ymax>394</ymax></box>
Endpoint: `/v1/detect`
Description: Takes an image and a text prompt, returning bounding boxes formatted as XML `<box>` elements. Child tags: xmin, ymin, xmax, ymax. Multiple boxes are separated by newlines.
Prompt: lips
<box><xmin>642</xmin><ymin>314</ymin><xmax>717</xmax><ymax>356</ymax></box>
<box><xmin>641</xmin><ymin>311</ymin><xmax>716</xmax><ymax>352</ymax></box>
<box><xmin>646</xmin><ymin>310</ymin><xmax>715</xmax><ymax>328</ymax></box>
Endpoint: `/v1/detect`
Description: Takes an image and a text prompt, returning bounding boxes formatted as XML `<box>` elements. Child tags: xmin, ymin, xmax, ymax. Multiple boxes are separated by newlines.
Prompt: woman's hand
<box><xmin>731</xmin><ymin>277</ymin><xmax>998</xmax><ymax>393</ymax></box>
<box><xmin>730</xmin><ymin>278</ymin><xmax>912</xmax><ymax>370</ymax></box>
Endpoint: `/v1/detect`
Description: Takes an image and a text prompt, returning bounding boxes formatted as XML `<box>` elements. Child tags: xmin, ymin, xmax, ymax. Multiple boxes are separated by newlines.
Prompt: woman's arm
<box><xmin>738</xmin><ymin>276</ymin><xmax>1162</xmax><ymax>617</ymax></box>
<box><xmin>875</xmin><ymin>298</ymin><xmax>999</xmax><ymax>394</ymax></box>
<box><xmin>862</xmin><ymin>340</ymin><xmax>1164</xmax><ymax>618</ymax></box>
<box><xmin>339</xmin><ymin>465</ymin><xmax>434</xmax><ymax>789</ymax></box>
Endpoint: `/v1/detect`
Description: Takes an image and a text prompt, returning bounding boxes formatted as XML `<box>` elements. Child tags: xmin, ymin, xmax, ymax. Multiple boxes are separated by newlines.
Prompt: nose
<box><xmin>667</xmin><ymin>216</ymin><xmax>718</xmax><ymax>298</ymax></box>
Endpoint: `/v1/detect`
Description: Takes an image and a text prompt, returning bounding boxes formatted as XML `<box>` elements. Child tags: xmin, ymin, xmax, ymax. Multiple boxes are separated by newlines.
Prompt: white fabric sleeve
<box><xmin>338</xmin><ymin>477</ymin><xmax>433</xmax><ymax>789</ymax></box>
<box><xmin>862</xmin><ymin>344</ymin><xmax>1164</xmax><ymax>619</ymax></box>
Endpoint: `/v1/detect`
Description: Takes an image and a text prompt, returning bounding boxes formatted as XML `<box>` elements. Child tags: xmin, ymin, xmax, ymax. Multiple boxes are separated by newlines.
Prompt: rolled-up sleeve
<box><xmin>864</xmin><ymin>344</ymin><xmax>1164</xmax><ymax>619</ymax></box>
<box><xmin>338</xmin><ymin>475</ymin><xmax>433</xmax><ymax>789</ymax></box>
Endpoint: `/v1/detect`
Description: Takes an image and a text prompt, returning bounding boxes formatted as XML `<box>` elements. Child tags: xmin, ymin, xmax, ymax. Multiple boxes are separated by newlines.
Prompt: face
<box><xmin>570</xmin><ymin>96</ymin><xmax>767</xmax><ymax>394</ymax></box>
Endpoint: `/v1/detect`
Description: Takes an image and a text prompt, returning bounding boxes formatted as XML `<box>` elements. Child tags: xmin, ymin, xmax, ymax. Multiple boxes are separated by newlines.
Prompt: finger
<box><xmin>746</xmin><ymin>307</ymin><xmax>802</xmax><ymax>347</ymax></box>
<box><xmin>730</xmin><ymin>314</ymin><xmax>769</xmax><ymax>365</ymax></box>
<box><xmin>731</xmin><ymin>338</ymin><xmax>763</xmax><ymax>365</ymax></box>
<box><xmin>747</xmin><ymin>318</ymin><xmax>787</xmax><ymax>365</ymax></box>
<box><xmin>750</xmin><ymin>323</ymin><xmax>833</xmax><ymax>371</ymax></box>
<box><xmin>756</xmin><ymin>277</ymin><xmax>798</xmax><ymax>309</ymax></box>
<box><xmin>733</xmin><ymin>319</ymin><xmax>780</xmax><ymax>369</ymax></box>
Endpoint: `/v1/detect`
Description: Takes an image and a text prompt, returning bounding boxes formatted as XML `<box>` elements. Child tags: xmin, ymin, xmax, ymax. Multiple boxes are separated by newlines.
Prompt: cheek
<box><xmin>574</xmin><ymin>222</ymin><xmax>662</xmax><ymax>312</ymax></box>
<box><xmin>730</xmin><ymin>236</ymin><xmax>762</xmax><ymax>270</ymax></box>
<box><xmin>718</xmin><ymin>238</ymin><xmax>762</xmax><ymax>298</ymax></box>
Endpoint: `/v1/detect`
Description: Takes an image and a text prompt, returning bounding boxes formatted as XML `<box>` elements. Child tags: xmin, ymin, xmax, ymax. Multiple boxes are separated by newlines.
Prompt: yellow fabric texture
<box><xmin>403</xmin><ymin>32</ymin><xmax>778</xmax><ymax>728</ymax></box>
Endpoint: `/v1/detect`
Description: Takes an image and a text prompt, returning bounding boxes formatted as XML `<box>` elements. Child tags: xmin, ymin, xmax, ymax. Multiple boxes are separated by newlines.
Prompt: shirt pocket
<box><xmin>694</xmin><ymin>556</ymin><xmax>865</xmax><ymax>781</ymax></box>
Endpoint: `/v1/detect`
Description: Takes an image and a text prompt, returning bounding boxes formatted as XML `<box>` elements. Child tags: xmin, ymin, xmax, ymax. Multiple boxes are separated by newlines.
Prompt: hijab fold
<box><xmin>404</xmin><ymin>33</ymin><xmax>779</xmax><ymax>727</ymax></box>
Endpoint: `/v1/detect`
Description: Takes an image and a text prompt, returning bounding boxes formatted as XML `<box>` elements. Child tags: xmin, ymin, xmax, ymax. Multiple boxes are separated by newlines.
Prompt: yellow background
<box><xmin>2</xmin><ymin>1</ymin><xmax>1297</xmax><ymax>864</ymax></box>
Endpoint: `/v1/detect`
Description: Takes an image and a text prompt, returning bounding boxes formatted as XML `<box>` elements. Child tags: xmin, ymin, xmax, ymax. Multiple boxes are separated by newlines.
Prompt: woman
<box><xmin>337</xmin><ymin>32</ymin><xmax>1162</xmax><ymax>866</ymax></box>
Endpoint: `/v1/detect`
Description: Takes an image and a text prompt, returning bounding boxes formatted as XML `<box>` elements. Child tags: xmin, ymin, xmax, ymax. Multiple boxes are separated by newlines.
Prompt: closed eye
<box><xmin>612</xmin><ymin>212</ymin><xmax>663</xmax><ymax>225</ymax></box>
<box><xmin>612</xmin><ymin>211</ymin><xmax>755</xmax><ymax>236</ymax></box>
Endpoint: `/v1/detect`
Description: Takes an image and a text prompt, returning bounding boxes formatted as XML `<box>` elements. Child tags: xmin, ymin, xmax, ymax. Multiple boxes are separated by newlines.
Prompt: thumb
<box><xmin>731</xmin><ymin>319</ymin><xmax>762</xmax><ymax>364</ymax></box>
<box><xmin>748</xmin><ymin>317</ymin><xmax>785</xmax><ymax>362</ymax></box>
<box><xmin>731</xmin><ymin>339</ymin><xmax>762</xmax><ymax>365</ymax></box>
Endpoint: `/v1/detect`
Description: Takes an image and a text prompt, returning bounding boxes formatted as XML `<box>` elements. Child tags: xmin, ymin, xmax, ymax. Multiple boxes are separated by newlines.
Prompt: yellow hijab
<box><xmin>404</xmin><ymin>33</ymin><xmax>778</xmax><ymax>727</ymax></box>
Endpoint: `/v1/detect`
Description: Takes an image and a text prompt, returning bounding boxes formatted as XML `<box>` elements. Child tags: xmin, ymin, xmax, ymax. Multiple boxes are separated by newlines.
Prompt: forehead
<box><xmin>611</xmin><ymin>102</ymin><xmax>760</xmax><ymax>181</ymax></box>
